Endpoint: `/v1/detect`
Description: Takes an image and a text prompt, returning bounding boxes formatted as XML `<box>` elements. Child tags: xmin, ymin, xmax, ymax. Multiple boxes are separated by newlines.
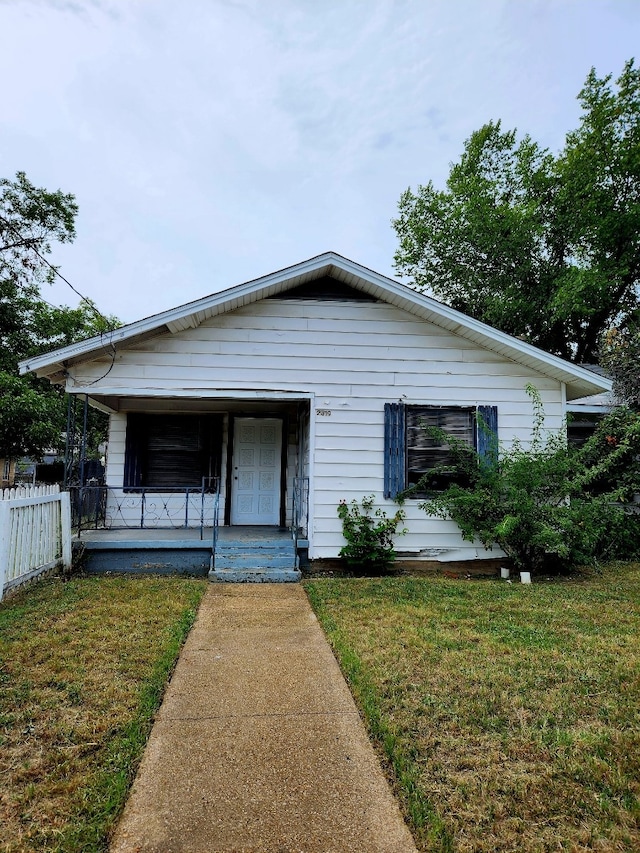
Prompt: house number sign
<box><xmin>316</xmin><ymin>409</ymin><xmax>331</xmax><ymax>416</ymax></box>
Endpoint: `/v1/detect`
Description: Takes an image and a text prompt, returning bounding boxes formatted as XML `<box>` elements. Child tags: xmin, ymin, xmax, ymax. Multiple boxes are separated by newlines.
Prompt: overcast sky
<box><xmin>2</xmin><ymin>0</ymin><xmax>639</xmax><ymax>323</ymax></box>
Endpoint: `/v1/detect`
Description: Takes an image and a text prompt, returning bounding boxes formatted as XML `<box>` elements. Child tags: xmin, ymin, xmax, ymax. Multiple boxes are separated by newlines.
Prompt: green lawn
<box><xmin>2</xmin><ymin>568</ymin><xmax>638</xmax><ymax>852</ymax></box>
<box><xmin>0</xmin><ymin>575</ymin><xmax>206</xmax><ymax>853</ymax></box>
<box><xmin>305</xmin><ymin>563</ymin><xmax>640</xmax><ymax>853</ymax></box>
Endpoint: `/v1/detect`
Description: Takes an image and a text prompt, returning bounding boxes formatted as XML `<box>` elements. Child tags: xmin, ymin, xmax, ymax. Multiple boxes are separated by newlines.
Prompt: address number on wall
<box><xmin>316</xmin><ymin>409</ymin><xmax>332</xmax><ymax>416</ymax></box>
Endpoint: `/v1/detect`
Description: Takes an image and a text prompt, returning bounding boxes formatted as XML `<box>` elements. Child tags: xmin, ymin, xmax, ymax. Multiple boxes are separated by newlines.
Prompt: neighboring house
<box><xmin>566</xmin><ymin>366</ymin><xmax>614</xmax><ymax>446</ymax></box>
<box><xmin>1</xmin><ymin>457</ymin><xmax>16</xmax><ymax>489</ymax></box>
<box><xmin>20</xmin><ymin>253</ymin><xmax>612</xmax><ymax>567</ymax></box>
<box><xmin>0</xmin><ymin>452</ymin><xmax>66</xmax><ymax>489</ymax></box>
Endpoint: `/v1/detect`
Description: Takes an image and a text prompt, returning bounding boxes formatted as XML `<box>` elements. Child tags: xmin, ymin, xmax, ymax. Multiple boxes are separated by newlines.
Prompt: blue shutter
<box><xmin>384</xmin><ymin>402</ymin><xmax>406</xmax><ymax>499</ymax></box>
<box><xmin>476</xmin><ymin>405</ymin><xmax>498</xmax><ymax>467</ymax></box>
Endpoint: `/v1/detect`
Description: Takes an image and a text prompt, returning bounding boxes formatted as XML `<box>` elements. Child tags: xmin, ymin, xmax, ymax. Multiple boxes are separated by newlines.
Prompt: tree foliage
<box><xmin>0</xmin><ymin>172</ymin><xmax>117</xmax><ymax>462</ymax></box>
<box><xmin>393</xmin><ymin>60</ymin><xmax>640</xmax><ymax>363</ymax></box>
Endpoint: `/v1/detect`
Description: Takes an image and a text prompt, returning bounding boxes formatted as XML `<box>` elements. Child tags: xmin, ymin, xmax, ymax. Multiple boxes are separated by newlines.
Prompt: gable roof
<box><xmin>20</xmin><ymin>251</ymin><xmax>612</xmax><ymax>401</ymax></box>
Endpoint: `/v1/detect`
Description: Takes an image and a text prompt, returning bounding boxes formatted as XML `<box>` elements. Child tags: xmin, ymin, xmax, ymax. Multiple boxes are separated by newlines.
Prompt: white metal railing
<box><xmin>292</xmin><ymin>477</ymin><xmax>309</xmax><ymax>567</ymax></box>
<box><xmin>0</xmin><ymin>484</ymin><xmax>72</xmax><ymax>600</ymax></box>
<box><xmin>69</xmin><ymin>478</ymin><xmax>220</xmax><ymax>537</ymax></box>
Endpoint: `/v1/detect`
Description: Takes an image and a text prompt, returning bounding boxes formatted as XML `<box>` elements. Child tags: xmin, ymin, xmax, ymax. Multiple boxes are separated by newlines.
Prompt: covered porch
<box><xmin>67</xmin><ymin>390</ymin><xmax>312</xmax><ymax>567</ymax></box>
<box><xmin>66</xmin><ymin>392</ymin><xmax>312</xmax><ymax>579</ymax></box>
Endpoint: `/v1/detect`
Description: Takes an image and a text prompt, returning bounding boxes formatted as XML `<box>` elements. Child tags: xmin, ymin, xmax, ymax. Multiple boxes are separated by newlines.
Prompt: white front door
<box><xmin>230</xmin><ymin>418</ymin><xmax>282</xmax><ymax>525</ymax></box>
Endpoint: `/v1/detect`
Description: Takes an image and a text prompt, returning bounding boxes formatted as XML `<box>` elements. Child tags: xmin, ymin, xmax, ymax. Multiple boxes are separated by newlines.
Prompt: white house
<box><xmin>20</xmin><ymin>253</ymin><xmax>612</xmax><ymax>574</ymax></box>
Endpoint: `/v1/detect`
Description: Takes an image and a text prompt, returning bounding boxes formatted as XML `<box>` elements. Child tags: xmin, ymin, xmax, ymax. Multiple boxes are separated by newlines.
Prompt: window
<box><xmin>406</xmin><ymin>406</ymin><xmax>476</xmax><ymax>491</ymax></box>
<box><xmin>566</xmin><ymin>413</ymin><xmax>603</xmax><ymax>447</ymax></box>
<box><xmin>384</xmin><ymin>402</ymin><xmax>498</xmax><ymax>498</ymax></box>
<box><xmin>124</xmin><ymin>414</ymin><xmax>222</xmax><ymax>490</ymax></box>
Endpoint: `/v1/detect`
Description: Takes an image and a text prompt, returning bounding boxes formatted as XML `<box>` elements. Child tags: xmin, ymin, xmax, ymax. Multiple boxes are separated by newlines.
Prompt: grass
<box><xmin>0</xmin><ymin>574</ymin><xmax>206</xmax><ymax>853</ymax></box>
<box><xmin>305</xmin><ymin>563</ymin><xmax>640</xmax><ymax>853</ymax></box>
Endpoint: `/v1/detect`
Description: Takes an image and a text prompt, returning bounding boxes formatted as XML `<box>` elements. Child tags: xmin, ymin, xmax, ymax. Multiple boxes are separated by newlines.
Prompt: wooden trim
<box><xmin>306</xmin><ymin>397</ymin><xmax>315</xmax><ymax>559</ymax></box>
<box><xmin>305</xmin><ymin>557</ymin><xmax>507</xmax><ymax>577</ymax></box>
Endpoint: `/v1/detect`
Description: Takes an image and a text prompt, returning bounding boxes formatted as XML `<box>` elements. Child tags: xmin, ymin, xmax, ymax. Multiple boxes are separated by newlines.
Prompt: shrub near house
<box><xmin>337</xmin><ymin>495</ymin><xmax>406</xmax><ymax>573</ymax></box>
<box><xmin>409</xmin><ymin>390</ymin><xmax>640</xmax><ymax>574</ymax></box>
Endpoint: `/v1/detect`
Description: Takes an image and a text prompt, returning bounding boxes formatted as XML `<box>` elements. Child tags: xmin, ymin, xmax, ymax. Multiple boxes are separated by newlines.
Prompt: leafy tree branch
<box><xmin>393</xmin><ymin>60</ymin><xmax>640</xmax><ymax>364</ymax></box>
<box><xmin>0</xmin><ymin>172</ymin><xmax>119</xmax><ymax>462</ymax></box>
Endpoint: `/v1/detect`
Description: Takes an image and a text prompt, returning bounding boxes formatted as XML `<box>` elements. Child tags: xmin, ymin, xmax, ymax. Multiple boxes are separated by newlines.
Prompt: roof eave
<box><xmin>19</xmin><ymin>252</ymin><xmax>346</xmax><ymax>377</ymax></box>
<box><xmin>18</xmin><ymin>252</ymin><xmax>613</xmax><ymax>399</ymax></box>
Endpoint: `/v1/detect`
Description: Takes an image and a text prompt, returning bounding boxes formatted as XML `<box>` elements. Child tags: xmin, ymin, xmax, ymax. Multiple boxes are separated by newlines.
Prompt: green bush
<box><xmin>403</xmin><ymin>389</ymin><xmax>640</xmax><ymax>574</ymax></box>
<box><xmin>575</xmin><ymin>405</ymin><xmax>640</xmax><ymax>499</ymax></box>
<box><xmin>337</xmin><ymin>495</ymin><xmax>406</xmax><ymax>573</ymax></box>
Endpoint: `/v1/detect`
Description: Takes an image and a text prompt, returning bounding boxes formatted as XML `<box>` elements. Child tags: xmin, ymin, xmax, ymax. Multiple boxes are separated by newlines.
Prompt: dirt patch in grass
<box><xmin>306</xmin><ymin>563</ymin><xmax>640</xmax><ymax>852</ymax></box>
<box><xmin>0</xmin><ymin>574</ymin><xmax>206</xmax><ymax>853</ymax></box>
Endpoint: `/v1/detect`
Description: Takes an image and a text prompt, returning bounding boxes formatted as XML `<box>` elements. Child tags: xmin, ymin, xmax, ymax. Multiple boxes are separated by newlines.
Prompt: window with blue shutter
<box><xmin>384</xmin><ymin>403</ymin><xmax>498</xmax><ymax>497</ymax></box>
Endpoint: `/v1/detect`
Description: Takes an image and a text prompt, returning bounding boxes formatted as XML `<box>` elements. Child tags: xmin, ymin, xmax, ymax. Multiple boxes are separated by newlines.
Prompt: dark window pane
<box><xmin>125</xmin><ymin>414</ymin><xmax>221</xmax><ymax>490</ymax></box>
<box><xmin>146</xmin><ymin>417</ymin><xmax>203</xmax><ymax>488</ymax></box>
<box><xmin>567</xmin><ymin>415</ymin><xmax>603</xmax><ymax>447</ymax></box>
<box><xmin>406</xmin><ymin>406</ymin><xmax>475</xmax><ymax>490</ymax></box>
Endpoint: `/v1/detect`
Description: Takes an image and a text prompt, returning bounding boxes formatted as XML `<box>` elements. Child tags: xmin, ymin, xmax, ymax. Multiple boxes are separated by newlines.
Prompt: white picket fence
<box><xmin>0</xmin><ymin>484</ymin><xmax>72</xmax><ymax>601</ymax></box>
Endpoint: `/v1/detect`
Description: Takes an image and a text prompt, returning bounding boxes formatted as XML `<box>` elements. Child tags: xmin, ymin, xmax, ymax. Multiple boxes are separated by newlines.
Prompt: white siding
<box><xmin>79</xmin><ymin>300</ymin><xmax>565</xmax><ymax>560</ymax></box>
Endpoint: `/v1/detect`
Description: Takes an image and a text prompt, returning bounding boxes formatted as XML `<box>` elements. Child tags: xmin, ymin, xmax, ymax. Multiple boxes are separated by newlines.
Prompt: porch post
<box><xmin>79</xmin><ymin>394</ymin><xmax>89</xmax><ymax>486</ymax></box>
<box><xmin>64</xmin><ymin>394</ymin><xmax>75</xmax><ymax>488</ymax></box>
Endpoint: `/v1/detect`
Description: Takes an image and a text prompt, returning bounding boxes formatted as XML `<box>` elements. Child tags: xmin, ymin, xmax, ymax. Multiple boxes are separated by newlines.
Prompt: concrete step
<box><xmin>215</xmin><ymin>555</ymin><xmax>294</xmax><ymax>570</ymax></box>
<box><xmin>214</xmin><ymin>542</ymin><xmax>293</xmax><ymax>552</ymax></box>
<box><xmin>208</xmin><ymin>568</ymin><xmax>302</xmax><ymax>583</ymax></box>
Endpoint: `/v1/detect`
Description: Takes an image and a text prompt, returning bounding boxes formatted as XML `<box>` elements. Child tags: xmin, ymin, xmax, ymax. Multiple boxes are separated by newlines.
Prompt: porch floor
<box><xmin>77</xmin><ymin>526</ymin><xmax>303</xmax><ymax>550</ymax></box>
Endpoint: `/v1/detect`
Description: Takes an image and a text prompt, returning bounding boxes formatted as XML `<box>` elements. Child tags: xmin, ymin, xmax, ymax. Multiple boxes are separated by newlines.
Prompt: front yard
<box><xmin>305</xmin><ymin>563</ymin><xmax>640</xmax><ymax>852</ymax></box>
<box><xmin>0</xmin><ymin>575</ymin><xmax>206</xmax><ymax>853</ymax></box>
<box><xmin>1</xmin><ymin>566</ymin><xmax>638</xmax><ymax>852</ymax></box>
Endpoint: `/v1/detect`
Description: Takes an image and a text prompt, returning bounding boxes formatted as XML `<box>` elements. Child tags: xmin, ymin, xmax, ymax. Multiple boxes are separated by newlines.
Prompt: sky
<box><xmin>1</xmin><ymin>0</ymin><xmax>639</xmax><ymax>324</ymax></box>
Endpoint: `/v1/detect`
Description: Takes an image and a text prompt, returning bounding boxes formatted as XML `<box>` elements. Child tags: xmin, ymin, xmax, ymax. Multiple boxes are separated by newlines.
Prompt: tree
<box><xmin>0</xmin><ymin>172</ymin><xmax>117</xmax><ymax>462</ymax></box>
<box><xmin>393</xmin><ymin>60</ymin><xmax>640</xmax><ymax>363</ymax></box>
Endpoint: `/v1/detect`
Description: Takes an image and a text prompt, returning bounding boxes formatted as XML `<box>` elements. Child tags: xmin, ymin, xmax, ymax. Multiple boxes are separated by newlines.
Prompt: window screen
<box><xmin>124</xmin><ymin>414</ymin><xmax>221</xmax><ymax>490</ymax></box>
<box><xmin>406</xmin><ymin>406</ymin><xmax>475</xmax><ymax>490</ymax></box>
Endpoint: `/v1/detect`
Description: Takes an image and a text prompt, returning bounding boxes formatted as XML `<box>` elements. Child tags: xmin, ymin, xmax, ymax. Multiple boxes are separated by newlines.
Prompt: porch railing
<box><xmin>211</xmin><ymin>488</ymin><xmax>221</xmax><ymax>563</ymax></box>
<box><xmin>70</xmin><ymin>478</ymin><xmax>219</xmax><ymax>538</ymax></box>
<box><xmin>292</xmin><ymin>477</ymin><xmax>309</xmax><ymax>565</ymax></box>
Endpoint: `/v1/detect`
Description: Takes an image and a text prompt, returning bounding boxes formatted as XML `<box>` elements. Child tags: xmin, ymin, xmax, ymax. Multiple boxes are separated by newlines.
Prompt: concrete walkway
<box><xmin>110</xmin><ymin>584</ymin><xmax>417</xmax><ymax>853</ymax></box>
